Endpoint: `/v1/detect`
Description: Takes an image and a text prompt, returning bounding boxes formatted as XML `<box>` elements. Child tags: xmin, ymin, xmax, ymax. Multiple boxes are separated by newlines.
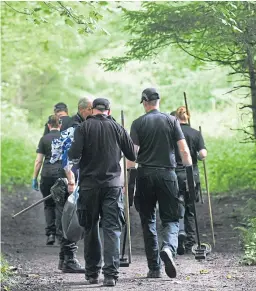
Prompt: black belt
<box><xmin>138</xmin><ymin>164</ymin><xmax>174</xmax><ymax>171</ymax></box>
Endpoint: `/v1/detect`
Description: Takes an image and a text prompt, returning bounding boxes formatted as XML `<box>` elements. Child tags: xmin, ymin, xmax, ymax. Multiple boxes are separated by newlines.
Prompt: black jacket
<box><xmin>68</xmin><ymin>114</ymin><xmax>136</xmax><ymax>188</ymax></box>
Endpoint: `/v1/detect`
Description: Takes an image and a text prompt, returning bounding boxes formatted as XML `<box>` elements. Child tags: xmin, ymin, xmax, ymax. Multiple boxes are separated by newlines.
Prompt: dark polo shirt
<box><xmin>130</xmin><ymin>109</ymin><xmax>185</xmax><ymax>168</ymax></box>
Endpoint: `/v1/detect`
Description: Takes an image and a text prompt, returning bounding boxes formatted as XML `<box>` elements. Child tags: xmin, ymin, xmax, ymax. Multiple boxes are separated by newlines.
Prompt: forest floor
<box><xmin>1</xmin><ymin>187</ymin><xmax>256</xmax><ymax>291</ymax></box>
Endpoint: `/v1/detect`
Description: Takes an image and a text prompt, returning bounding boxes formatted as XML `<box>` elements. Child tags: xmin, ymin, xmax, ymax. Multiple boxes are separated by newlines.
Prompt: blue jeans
<box><xmin>134</xmin><ymin>167</ymin><xmax>180</xmax><ymax>271</ymax></box>
<box><xmin>77</xmin><ymin>187</ymin><xmax>125</xmax><ymax>279</ymax></box>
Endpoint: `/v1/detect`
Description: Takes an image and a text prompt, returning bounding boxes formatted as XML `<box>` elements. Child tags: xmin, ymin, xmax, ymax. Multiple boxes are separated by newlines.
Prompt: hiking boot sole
<box><xmin>160</xmin><ymin>249</ymin><xmax>177</xmax><ymax>278</ymax></box>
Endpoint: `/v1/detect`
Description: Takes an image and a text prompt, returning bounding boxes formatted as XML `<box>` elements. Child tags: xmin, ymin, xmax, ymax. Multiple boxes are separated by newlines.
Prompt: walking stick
<box><xmin>121</xmin><ymin>110</ymin><xmax>132</xmax><ymax>264</ymax></box>
<box><xmin>184</xmin><ymin>92</ymin><xmax>204</xmax><ymax>204</ymax></box>
<box><xmin>199</xmin><ymin>126</ymin><xmax>216</xmax><ymax>247</ymax></box>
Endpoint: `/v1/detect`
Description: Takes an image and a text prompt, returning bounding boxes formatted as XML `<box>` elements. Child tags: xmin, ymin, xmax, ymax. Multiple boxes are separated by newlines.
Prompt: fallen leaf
<box><xmin>227</xmin><ymin>274</ymin><xmax>232</xmax><ymax>279</ymax></box>
<box><xmin>186</xmin><ymin>276</ymin><xmax>190</xmax><ymax>280</ymax></box>
<box><xmin>200</xmin><ymin>269</ymin><xmax>209</xmax><ymax>274</ymax></box>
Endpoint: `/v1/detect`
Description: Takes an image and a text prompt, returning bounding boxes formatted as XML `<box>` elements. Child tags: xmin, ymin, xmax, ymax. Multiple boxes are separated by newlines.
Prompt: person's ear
<box><xmin>48</xmin><ymin>124</ymin><xmax>51</xmax><ymax>130</ymax></box>
<box><xmin>107</xmin><ymin>109</ymin><xmax>111</xmax><ymax>116</ymax></box>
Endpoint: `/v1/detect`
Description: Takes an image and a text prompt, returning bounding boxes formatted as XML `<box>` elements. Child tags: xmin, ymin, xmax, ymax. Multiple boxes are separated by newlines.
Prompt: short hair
<box><xmin>146</xmin><ymin>99</ymin><xmax>159</xmax><ymax>106</ymax></box>
<box><xmin>47</xmin><ymin>115</ymin><xmax>60</xmax><ymax>128</ymax></box>
<box><xmin>78</xmin><ymin>97</ymin><xmax>93</xmax><ymax>110</ymax></box>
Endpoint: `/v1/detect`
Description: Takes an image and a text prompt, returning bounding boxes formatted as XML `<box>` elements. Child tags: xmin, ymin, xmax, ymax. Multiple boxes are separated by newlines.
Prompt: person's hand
<box><xmin>197</xmin><ymin>153</ymin><xmax>204</xmax><ymax>161</ymax></box>
<box><xmin>68</xmin><ymin>182</ymin><xmax>75</xmax><ymax>194</ymax></box>
<box><xmin>32</xmin><ymin>178</ymin><xmax>39</xmax><ymax>191</ymax></box>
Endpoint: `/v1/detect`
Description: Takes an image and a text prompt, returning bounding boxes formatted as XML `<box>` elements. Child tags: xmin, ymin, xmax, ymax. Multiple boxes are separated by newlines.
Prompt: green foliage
<box><xmin>1</xmin><ymin>102</ymin><xmax>39</xmax><ymax>188</ymax></box>
<box><xmin>1</xmin><ymin>138</ymin><xmax>35</xmax><ymax>188</ymax></box>
<box><xmin>199</xmin><ymin>138</ymin><xmax>256</xmax><ymax>193</ymax></box>
<box><xmin>103</xmin><ymin>1</ymin><xmax>256</xmax><ymax>71</ymax></box>
<box><xmin>236</xmin><ymin>218</ymin><xmax>256</xmax><ymax>265</ymax></box>
<box><xmin>0</xmin><ymin>255</ymin><xmax>12</xmax><ymax>288</ymax></box>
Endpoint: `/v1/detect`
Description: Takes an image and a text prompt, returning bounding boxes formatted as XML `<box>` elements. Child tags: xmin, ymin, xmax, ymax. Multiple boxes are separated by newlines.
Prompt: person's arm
<box><xmin>119</xmin><ymin>126</ymin><xmax>136</xmax><ymax>162</ymax></box>
<box><xmin>67</xmin><ymin>125</ymin><xmax>85</xmax><ymax>193</ymax></box>
<box><xmin>33</xmin><ymin>153</ymin><xmax>44</xmax><ymax>179</ymax></box>
<box><xmin>65</xmin><ymin>166</ymin><xmax>76</xmax><ymax>194</ymax></box>
<box><xmin>32</xmin><ymin>137</ymin><xmax>45</xmax><ymax>191</ymax></box>
<box><xmin>197</xmin><ymin>132</ymin><xmax>207</xmax><ymax>160</ymax></box>
<box><xmin>126</xmin><ymin>121</ymin><xmax>139</xmax><ymax>169</ymax></box>
<box><xmin>68</xmin><ymin>125</ymin><xmax>85</xmax><ymax>161</ymax></box>
<box><xmin>127</xmin><ymin>145</ymin><xmax>139</xmax><ymax>169</ymax></box>
<box><xmin>177</xmin><ymin>139</ymin><xmax>192</xmax><ymax>166</ymax></box>
<box><xmin>173</xmin><ymin>118</ymin><xmax>192</xmax><ymax>166</ymax></box>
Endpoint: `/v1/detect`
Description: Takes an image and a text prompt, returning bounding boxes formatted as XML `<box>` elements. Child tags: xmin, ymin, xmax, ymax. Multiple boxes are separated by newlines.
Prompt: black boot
<box><xmin>62</xmin><ymin>255</ymin><xmax>85</xmax><ymax>273</ymax></box>
<box><xmin>177</xmin><ymin>231</ymin><xmax>186</xmax><ymax>255</ymax></box>
<box><xmin>58</xmin><ymin>259</ymin><xmax>64</xmax><ymax>270</ymax></box>
<box><xmin>46</xmin><ymin>234</ymin><xmax>55</xmax><ymax>245</ymax></box>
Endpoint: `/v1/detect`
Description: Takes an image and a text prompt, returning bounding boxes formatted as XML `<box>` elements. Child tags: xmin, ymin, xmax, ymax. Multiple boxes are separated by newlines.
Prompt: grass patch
<box><xmin>236</xmin><ymin>218</ymin><xmax>256</xmax><ymax>265</ymax></box>
<box><xmin>1</xmin><ymin>138</ymin><xmax>35</xmax><ymax>189</ymax></box>
<box><xmin>199</xmin><ymin>138</ymin><xmax>256</xmax><ymax>193</ymax></box>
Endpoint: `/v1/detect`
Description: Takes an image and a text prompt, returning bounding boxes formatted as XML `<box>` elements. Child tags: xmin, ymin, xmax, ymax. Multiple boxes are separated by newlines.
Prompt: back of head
<box><xmin>176</xmin><ymin>106</ymin><xmax>190</xmax><ymax>123</ymax></box>
<box><xmin>54</xmin><ymin>102</ymin><xmax>68</xmax><ymax>114</ymax></box>
<box><xmin>47</xmin><ymin>115</ymin><xmax>60</xmax><ymax>128</ymax></box>
<box><xmin>92</xmin><ymin>98</ymin><xmax>110</xmax><ymax>113</ymax></box>
<box><xmin>140</xmin><ymin>88</ymin><xmax>160</xmax><ymax>106</ymax></box>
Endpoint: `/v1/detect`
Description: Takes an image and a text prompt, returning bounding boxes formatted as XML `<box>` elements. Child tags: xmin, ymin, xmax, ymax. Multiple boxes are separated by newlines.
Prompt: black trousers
<box><xmin>134</xmin><ymin>167</ymin><xmax>181</xmax><ymax>271</ymax></box>
<box><xmin>55</xmin><ymin>202</ymin><xmax>78</xmax><ymax>260</ymax></box>
<box><xmin>77</xmin><ymin>187</ymin><xmax>125</xmax><ymax>280</ymax></box>
<box><xmin>176</xmin><ymin>166</ymin><xmax>200</xmax><ymax>249</ymax></box>
<box><xmin>40</xmin><ymin>176</ymin><xmax>58</xmax><ymax>236</ymax></box>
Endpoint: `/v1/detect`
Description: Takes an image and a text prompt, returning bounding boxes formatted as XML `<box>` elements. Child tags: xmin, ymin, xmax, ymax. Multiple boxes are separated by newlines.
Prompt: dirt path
<box><xmin>1</xmin><ymin>187</ymin><xmax>256</xmax><ymax>291</ymax></box>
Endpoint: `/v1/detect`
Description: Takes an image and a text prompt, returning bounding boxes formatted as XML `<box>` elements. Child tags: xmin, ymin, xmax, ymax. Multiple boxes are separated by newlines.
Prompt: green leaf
<box><xmin>65</xmin><ymin>18</ymin><xmax>74</xmax><ymax>27</ymax></box>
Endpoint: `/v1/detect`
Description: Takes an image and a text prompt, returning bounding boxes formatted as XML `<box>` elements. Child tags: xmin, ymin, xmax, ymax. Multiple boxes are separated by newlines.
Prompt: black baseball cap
<box><xmin>140</xmin><ymin>88</ymin><xmax>160</xmax><ymax>104</ymax></box>
<box><xmin>92</xmin><ymin>98</ymin><xmax>110</xmax><ymax>110</ymax></box>
<box><xmin>54</xmin><ymin>102</ymin><xmax>68</xmax><ymax>112</ymax></box>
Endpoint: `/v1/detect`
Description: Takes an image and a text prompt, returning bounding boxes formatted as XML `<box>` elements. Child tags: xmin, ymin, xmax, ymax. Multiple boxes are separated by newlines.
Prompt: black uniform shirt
<box><xmin>68</xmin><ymin>114</ymin><xmax>136</xmax><ymax>188</ymax></box>
<box><xmin>37</xmin><ymin>130</ymin><xmax>65</xmax><ymax>177</ymax></box>
<box><xmin>130</xmin><ymin>110</ymin><xmax>185</xmax><ymax>168</ymax></box>
<box><xmin>72</xmin><ymin>112</ymin><xmax>84</xmax><ymax>125</ymax></box>
<box><xmin>43</xmin><ymin>116</ymin><xmax>75</xmax><ymax>136</ymax></box>
<box><xmin>175</xmin><ymin>123</ymin><xmax>206</xmax><ymax>166</ymax></box>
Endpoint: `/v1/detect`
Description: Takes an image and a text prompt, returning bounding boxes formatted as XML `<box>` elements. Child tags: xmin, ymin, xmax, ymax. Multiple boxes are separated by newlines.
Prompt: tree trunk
<box><xmin>247</xmin><ymin>47</ymin><xmax>256</xmax><ymax>139</ymax></box>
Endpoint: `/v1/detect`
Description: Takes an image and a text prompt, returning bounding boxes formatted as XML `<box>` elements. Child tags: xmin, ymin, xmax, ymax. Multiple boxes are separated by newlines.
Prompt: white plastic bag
<box><xmin>61</xmin><ymin>185</ymin><xmax>84</xmax><ymax>242</ymax></box>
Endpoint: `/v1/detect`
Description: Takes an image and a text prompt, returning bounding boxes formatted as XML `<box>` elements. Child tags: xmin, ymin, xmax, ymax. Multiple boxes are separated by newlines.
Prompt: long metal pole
<box><xmin>199</xmin><ymin>126</ymin><xmax>215</xmax><ymax>247</ymax></box>
<box><xmin>12</xmin><ymin>194</ymin><xmax>52</xmax><ymax>219</ymax></box>
<box><xmin>121</xmin><ymin>110</ymin><xmax>132</xmax><ymax>263</ymax></box>
<box><xmin>184</xmin><ymin>92</ymin><xmax>204</xmax><ymax>204</ymax></box>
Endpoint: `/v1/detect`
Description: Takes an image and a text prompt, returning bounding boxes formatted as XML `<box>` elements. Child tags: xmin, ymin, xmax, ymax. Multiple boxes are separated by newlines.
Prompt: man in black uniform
<box><xmin>173</xmin><ymin>106</ymin><xmax>207</xmax><ymax>255</ymax></box>
<box><xmin>43</xmin><ymin>102</ymin><xmax>74</xmax><ymax>135</ymax></box>
<box><xmin>67</xmin><ymin>98</ymin><xmax>136</xmax><ymax>287</ymax></box>
<box><xmin>129</xmin><ymin>88</ymin><xmax>193</xmax><ymax>279</ymax></box>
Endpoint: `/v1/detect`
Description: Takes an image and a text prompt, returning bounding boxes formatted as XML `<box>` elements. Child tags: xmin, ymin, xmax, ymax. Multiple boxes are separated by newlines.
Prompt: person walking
<box><xmin>32</xmin><ymin>115</ymin><xmax>65</xmax><ymax>245</ymax></box>
<box><xmin>128</xmin><ymin>88</ymin><xmax>193</xmax><ymax>279</ymax></box>
<box><xmin>67</xmin><ymin>98</ymin><xmax>136</xmax><ymax>286</ymax></box>
<box><xmin>173</xmin><ymin>106</ymin><xmax>207</xmax><ymax>255</ymax></box>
